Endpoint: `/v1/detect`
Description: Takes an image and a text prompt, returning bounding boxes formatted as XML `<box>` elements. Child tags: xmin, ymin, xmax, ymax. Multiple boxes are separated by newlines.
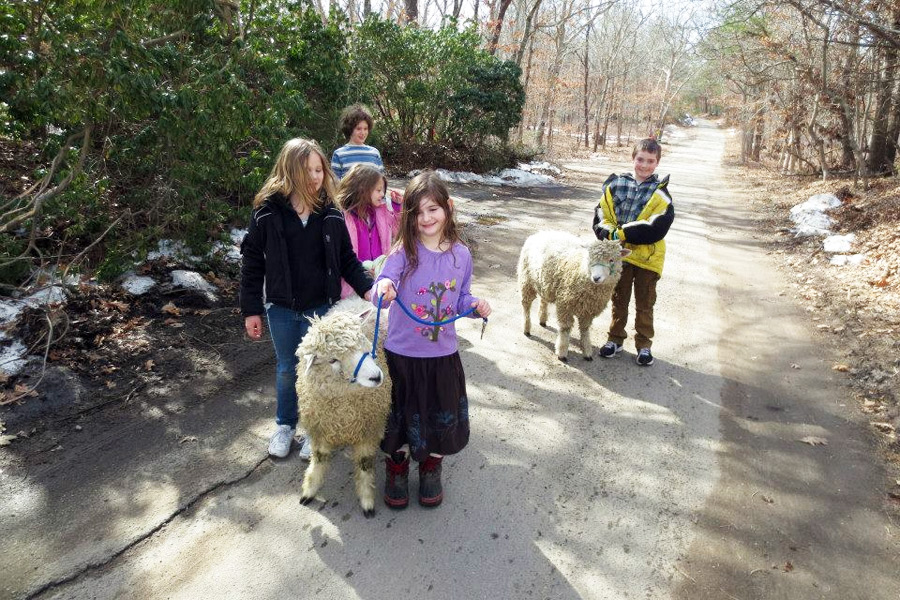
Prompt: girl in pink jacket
<box><xmin>336</xmin><ymin>163</ymin><xmax>402</xmax><ymax>298</ymax></box>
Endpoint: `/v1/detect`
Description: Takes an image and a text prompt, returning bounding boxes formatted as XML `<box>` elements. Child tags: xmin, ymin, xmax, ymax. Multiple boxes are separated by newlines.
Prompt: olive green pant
<box><xmin>606</xmin><ymin>263</ymin><xmax>660</xmax><ymax>350</ymax></box>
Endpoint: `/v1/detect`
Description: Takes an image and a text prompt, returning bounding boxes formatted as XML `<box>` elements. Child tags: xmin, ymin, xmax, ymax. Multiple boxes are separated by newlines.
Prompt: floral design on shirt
<box><xmin>410</xmin><ymin>279</ymin><xmax>457</xmax><ymax>342</ymax></box>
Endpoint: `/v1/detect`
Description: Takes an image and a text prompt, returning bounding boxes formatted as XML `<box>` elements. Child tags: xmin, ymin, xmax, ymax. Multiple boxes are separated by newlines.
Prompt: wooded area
<box><xmin>1</xmin><ymin>0</ymin><xmax>899</xmax><ymax>289</ymax></box>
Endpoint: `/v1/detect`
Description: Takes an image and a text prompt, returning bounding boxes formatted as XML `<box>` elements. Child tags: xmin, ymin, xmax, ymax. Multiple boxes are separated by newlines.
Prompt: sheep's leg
<box><xmin>352</xmin><ymin>443</ymin><xmax>379</xmax><ymax>518</ymax></box>
<box><xmin>520</xmin><ymin>281</ymin><xmax>536</xmax><ymax>336</ymax></box>
<box><xmin>300</xmin><ymin>439</ymin><xmax>333</xmax><ymax>505</ymax></box>
<box><xmin>538</xmin><ymin>299</ymin><xmax>549</xmax><ymax>328</ymax></box>
<box><xmin>555</xmin><ymin>310</ymin><xmax>573</xmax><ymax>362</ymax></box>
<box><xmin>577</xmin><ymin>314</ymin><xmax>594</xmax><ymax>361</ymax></box>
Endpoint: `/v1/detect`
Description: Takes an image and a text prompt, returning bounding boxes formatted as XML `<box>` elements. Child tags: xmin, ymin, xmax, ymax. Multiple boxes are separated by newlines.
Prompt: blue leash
<box><xmin>351</xmin><ymin>293</ymin><xmax>488</xmax><ymax>382</ymax></box>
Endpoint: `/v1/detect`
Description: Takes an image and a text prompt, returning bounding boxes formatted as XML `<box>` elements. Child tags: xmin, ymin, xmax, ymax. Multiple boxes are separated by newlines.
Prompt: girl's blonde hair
<box><xmin>335</xmin><ymin>163</ymin><xmax>388</xmax><ymax>221</ymax></box>
<box><xmin>253</xmin><ymin>138</ymin><xmax>337</xmax><ymax>210</ymax></box>
<box><xmin>396</xmin><ymin>171</ymin><xmax>462</xmax><ymax>279</ymax></box>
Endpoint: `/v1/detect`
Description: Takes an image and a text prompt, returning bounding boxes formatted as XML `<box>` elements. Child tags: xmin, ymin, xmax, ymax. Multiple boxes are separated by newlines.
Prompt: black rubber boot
<box><xmin>384</xmin><ymin>452</ymin><xmax>409</xmax><ymax>509</ymax></box>
<box><xmin>418</xmin><ymin>455</ymin><xmax>443</xmax><ymax>507</ymax></box>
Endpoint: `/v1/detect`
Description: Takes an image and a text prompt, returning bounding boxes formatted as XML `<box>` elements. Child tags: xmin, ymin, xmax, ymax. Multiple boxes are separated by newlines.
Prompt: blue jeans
<box><xmin>265</xmin><ymin>302</ymin><xmax>330</xmax><ymax>428</ymax></box>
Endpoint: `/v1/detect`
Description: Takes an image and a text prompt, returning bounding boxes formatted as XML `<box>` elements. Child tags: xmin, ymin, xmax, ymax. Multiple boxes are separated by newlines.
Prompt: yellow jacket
<box><xmin>592</xmin><ymin>173</ymin><xmax>675</xmax><ymax>275</ymax></box>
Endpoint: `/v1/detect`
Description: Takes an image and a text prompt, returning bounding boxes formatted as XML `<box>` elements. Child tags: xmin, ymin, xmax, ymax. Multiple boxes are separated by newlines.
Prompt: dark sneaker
<box><xmin>418</xmin><ymin>455</ymin><xmax>444</xmax><ymax>507</ymax></box>
<box><xmin>384</xmin><ymin>452</ymin><xmax>409</xmax><ymax>509</ymax></box>
<box><xmin>599</xmin><ymin>341</ymin><xmax>623</xmax><ymax>358</ymax></box>
<box><xmin>636</xmin><ymin>348</ymin><xmax>654</xmax><ymax>366</ymax></box>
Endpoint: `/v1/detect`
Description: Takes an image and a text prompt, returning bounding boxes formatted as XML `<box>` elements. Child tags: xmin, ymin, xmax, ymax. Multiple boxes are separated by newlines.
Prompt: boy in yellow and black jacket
<box><xmin>591</xmin><ymin>138</ymin><xmax>674</xmax><ymax>366</ymax></box>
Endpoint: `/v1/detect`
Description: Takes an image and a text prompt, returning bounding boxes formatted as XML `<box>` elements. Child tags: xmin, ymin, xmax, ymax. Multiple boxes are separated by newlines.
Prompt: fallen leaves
<box><xmin>832</xmin><ymin>363</ymin><xmax>850</xmax><ymax>372</ymax></box>
<box><xmin>161</xmin><ymin>302</ymin><xmax>181</xmax><ymax>316</ymax></box>
<box><xmin>871</xmin><ymin>422</ymin><xmax>896</xmax><ymax>433</ymax></box>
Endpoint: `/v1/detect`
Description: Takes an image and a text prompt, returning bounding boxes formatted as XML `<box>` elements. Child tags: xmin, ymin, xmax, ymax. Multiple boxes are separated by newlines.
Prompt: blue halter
<box><xmin>350</xmin><ymin>293</ymin><xmax>488</xmax><ymax>382</ymax></box>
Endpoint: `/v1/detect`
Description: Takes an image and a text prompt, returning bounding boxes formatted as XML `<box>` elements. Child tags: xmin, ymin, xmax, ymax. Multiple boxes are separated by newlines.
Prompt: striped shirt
<box><xmin>607</xmin><ymin>173</ymin><xmax>660</xmax><ymax>224</ymax></box>
<box><xmin>331</xmin><ymin>144</ymin><xmax>384</xmax><ymax>179</ymax></box>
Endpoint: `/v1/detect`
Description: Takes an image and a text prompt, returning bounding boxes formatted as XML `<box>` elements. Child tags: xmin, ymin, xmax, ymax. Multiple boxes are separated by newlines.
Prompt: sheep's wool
<box><xmin>518</xmin><ymin>231</ymin><xmax>625</xmax><ymax>358</ymax></box>
<box><xmin>295</xmin><ymin>298</ymin><xmax>392</xmax><ymax>448</ymax></box>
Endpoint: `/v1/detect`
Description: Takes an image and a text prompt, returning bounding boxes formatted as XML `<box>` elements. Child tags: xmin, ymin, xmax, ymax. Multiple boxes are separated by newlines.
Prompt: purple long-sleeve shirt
<box><xmin>373</xmin><ymin>241</ymin><xmax>478</xmax><ymax>358</ymax></box>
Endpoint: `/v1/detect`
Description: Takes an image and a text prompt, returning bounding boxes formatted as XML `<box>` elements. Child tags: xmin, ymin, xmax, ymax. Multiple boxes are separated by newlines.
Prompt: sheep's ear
<box><xmin>357</xmin><ymin>307</ymin><xmax>375</xmax><ymax>324</ymax></box>
<box><xmin>302</xmin><ymin>353</ymin><xmax>316</xmax><ymax>375</ymax></box>
<box><xmin>619</xmin><ymin>248</ymin><xmax>632</xmax><ymax>257</ymax></box>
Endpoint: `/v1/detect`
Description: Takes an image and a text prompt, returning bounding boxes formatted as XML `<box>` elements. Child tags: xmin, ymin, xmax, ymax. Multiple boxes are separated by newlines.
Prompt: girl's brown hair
<box><xmin>335</xmin><ymin>163</ymin><xmax>388</xmax><ymax>221</ymax></box>
<box><xmin>395</xmin><ymin>171</ymin><xmax>462</xmax><ymax>279</ymax></box>
<box><xmin>252</xmin><ymin>138</ymin><xmax>337</xmax><ymax>211</ymax></box>
<box><xmin>339</xmin><ymin>104</ymin><xmax>375</xmax><ymax>140</ymax></box>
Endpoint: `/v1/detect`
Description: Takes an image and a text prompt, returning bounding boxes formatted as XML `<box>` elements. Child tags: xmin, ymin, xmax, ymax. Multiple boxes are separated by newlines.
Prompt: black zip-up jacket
<box><xmin>239</xmin><ymin>193</ymin><xmax>373</xmax><ymax>317</ymax></box>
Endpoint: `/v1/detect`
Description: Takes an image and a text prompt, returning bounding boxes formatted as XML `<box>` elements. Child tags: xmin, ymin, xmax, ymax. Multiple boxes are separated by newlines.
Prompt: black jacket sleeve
<box><xmin>620</xmin><ymin>201</ymin><xmax>675</xmax><ymax>245</ymax></box>
<box><xmin>239</xmin><ymin>209</ymin><xmax>267</xmax><ymax>317</ymax></box>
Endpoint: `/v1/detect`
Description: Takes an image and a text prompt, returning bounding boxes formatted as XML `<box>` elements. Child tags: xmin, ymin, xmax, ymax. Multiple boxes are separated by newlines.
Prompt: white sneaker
<box><xmin>268</xmin><ymin>424</ymin><xmax>295</xmax><ymax>458</ymax></box>
<box><xmin>297</xmin><ymin>435</ymin><xmax>312</xmax><ymax>461</ymax></box>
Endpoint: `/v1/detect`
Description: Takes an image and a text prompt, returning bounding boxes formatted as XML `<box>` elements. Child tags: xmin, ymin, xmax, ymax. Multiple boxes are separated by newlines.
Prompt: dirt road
<box><xmin>2</xmin><ymin>122</ymin><xmax>898</xmax><ymax>599</ymax></box>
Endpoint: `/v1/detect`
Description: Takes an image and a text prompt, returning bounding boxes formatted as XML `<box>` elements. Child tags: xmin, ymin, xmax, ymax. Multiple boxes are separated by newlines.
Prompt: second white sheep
<box><xmin>517</xmin><ymin>231</ymin><xmax>629</xmax><ymax>361</ymax></box>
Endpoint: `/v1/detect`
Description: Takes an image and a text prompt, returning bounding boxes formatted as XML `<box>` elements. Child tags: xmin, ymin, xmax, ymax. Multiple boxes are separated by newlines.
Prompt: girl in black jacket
<box><xmin>240</xmin><ymin>138</ymin><xmax>373</xmax><ymax>459</ymax></box>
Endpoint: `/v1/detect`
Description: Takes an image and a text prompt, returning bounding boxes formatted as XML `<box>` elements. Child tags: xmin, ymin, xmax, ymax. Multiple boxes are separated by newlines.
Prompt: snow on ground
<box><xmin>823</xmin><ymin>233</ymin><xmax>856</xmax><ymax>253</ymax></box>
<box><xmin>171</xmin><ymin>270</ymin><xmax>218</xmax><ymax>302</ymax></box>
<box><xmin>1</xmin><ymin>286</ymin><xmax>71</xmax><ymax>376</ymax></box>
<box><xmin>121</xmin><ymin>275</ymin><xmax>156</xmax><ymax>295</ymax></box>
<box><xmin>789</xmin><ymin>193</ymin><xmax>867</xmax><ymax>268</ymax></box>
<box><xmin>790</xmin><ymin>193</ymin><xmax>842</xmax><ymax>236</ymax></box>
<box><xmin>409</xmin><ymin>162</ymin><xmax>558</xmax><ymax>187</ymax></box>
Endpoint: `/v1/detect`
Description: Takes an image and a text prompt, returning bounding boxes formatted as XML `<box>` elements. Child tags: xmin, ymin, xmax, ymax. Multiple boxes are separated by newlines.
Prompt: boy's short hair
<box><xmin>339</xmin><ymin>104</ymin><xmax>375</xmax><ymax>140</ymax></box>
<box><xmin>632</xmin><ymin>138</ymin><xmax>662</xmax><ymax>160</ymax></box>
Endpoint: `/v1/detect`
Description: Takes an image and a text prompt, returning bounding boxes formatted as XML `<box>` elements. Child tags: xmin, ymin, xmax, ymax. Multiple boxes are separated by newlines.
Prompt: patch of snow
<box><xmin>0</xmin><ymin>300</ymin><xmax>26</xmax><ymax>327</ymax></box>
<box><xmin>210</xmin><ymin>228</ymin><xmax>245</xmax><ymax>264</ymax></box>
<box><xmin>0</xmin><ymin>339</ymin><xmax>28</xmax><ymax>377</ymax></box>
<box><xmin>230</xmin><ymin>228</ymin><xmax>246</xmax><ymax>245</ymax></box>
<box><xmin>171</xmin><ymin>270</ymin><xmax>217</xmax><ymax>301</ymax></box>
<box><xmin>517</xmin><ymin>161</ymin><xmax>562</xmax><ymax>176</ymax></box>
<box><xmin>830</xmin><ymin>254</ymin><xmax>866</xmax><ymax>267</ymax></box>
<box><xmin>823</xmin><ymin>233</ymin><xmax>856</xmax><ymax>253</ymax></box>
<box><xmin>496</xmin><ymin>168</ymin><xmax>555</xmax><ymax>186</ymax></box>
<box><xmin>25</xmin><ymin>285</ymin><xmax>67</xmax><ymax>306</ymax></box>
<box><xmin>789</xmin><ymin>193</ymin><xmax>842</xmax><ymax>236</ymax></box>
<box><xmin>147</xmin><ymin>239</ymin><xmax>201</xmax><ymax>264</ymax></box>
<box><xmin>408</xmin><ymin>168</ymin><xmax>556</xmax><ymax>188</ymax></box>
<box><xmin>211</xmin><ymin>241</ymin><xmax>242</xmax><ymax>263</ymax></box>
<box><xmin>121</xmin><ymin>274</ymin><xmax>157</xmax><ymax>295</ymax></box>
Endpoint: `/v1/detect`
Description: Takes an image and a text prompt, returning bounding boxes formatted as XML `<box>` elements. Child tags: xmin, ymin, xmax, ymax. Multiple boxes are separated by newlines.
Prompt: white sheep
<box><xmin>295</xmin><ymin>296</ymin><xmax>391</xmax><ymax>517</ymax></box>
<box><xmin>518</xmin><ymin>231</ymin><xmax>629</xmax><ymax>361</ymax></box>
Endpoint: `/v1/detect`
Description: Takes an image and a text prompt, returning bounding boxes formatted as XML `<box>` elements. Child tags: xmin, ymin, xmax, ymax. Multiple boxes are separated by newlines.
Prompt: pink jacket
<box><xmin>340</xmin><ymin>203</ymin><xmax>401</xmax><ymax>299</ymax></box>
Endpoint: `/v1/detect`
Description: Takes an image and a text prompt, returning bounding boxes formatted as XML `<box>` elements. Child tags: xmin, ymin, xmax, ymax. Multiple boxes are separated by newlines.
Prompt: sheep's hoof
<box><xmin>583</xmin><ymin>355</ymin><xmax>593</xmax><ymax>362</ymax></box>
<box><xmin>299</xmin><ymin>495</ymin><xmax>314</xmax><ymax>506</ymax></box>
<box><xmin>363</xmin><ymin>508</ymin><xmax>375</xmax><ymax>519</ymax></box>
<box><xmin>539</xmin><ymin>322</ymin><xmax>548</xmax><ymax>328</ymax></box>
<box><xmin>558</xmin><ymin>356</ymin><xmax>568</xmax><ymax>363</ymax></box>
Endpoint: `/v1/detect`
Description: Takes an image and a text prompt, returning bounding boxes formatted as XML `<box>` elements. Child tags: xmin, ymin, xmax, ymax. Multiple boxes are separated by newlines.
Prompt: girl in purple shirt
<box><xmin>373</xmin><ymin>171</ymin><xmax>492</xmax><ymax>509</ymax></box>
<box><xmin>336</xmin><ymin>164</ymin><xmax>401</xmax><ymax>299</ymax></box>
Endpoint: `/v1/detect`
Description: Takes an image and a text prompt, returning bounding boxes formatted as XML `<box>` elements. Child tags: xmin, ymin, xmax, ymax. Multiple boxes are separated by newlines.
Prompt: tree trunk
<box><xmin>867</xmin><ymin>42</ymin><xmax>897</xmax><ymax>174</ymax></box>
<box><xmin>513</xmin><ymin>0</ymin><xmax>543</xmax><ymax>67</ymax></box>
<box><xmin>581</xmin><ymin>23</ymin><xmax>591</xmax><ymax>147</ymax></box>
<box><xmin>487</xmin><ymin>0</ymin><xmax>513</xmax><ymax>55</ymax></box>
<box><xmin>403</xmin><ymin>0</ymin><xmax>418</xmax><ymax>24</ymax></box>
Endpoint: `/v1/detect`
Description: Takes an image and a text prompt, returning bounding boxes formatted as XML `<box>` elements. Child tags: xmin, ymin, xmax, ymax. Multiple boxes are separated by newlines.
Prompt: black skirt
<box><xmin>382</xmin><ymin>350</ymin><xmax>470</xmax><ymax>461</ymax></box>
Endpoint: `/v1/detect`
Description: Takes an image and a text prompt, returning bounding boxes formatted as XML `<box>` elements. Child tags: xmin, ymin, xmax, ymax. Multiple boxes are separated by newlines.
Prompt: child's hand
<box><xmin>244</xmin><ymin>315</ymin><xmax>263</xmax><ymax>340</ymax></box>
<box><xmin>471</xmin><ymin>298</ymin><xmax>491</xmax><ymax>318</ymax></box>
<box><xmin>375</xmin><ymin>279</ymin><xmax>396</xmax><ymax>304</ymax></box>
<box><xmin>389</xmin><ymin>189</ymin><xmax>403</xmax><ymax>204</ymax></box>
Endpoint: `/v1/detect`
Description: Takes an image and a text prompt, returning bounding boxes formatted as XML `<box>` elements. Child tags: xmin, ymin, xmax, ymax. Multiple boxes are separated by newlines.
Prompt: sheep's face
<box><xmin>296</xmin><ymin>310</ymin><xmax>384</xmax><ymax>388</ymax></box>
<box><xmin>588</xmin><ymin>240</ymin><xmax>632</xmax><ymax>284</ymax></box>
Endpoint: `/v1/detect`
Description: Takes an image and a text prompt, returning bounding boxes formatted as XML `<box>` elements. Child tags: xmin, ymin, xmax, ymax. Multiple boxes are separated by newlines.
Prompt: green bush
<box><xmin>1</xmin><ymin>4</ymin><xmax>526</xmax><ymax>287</ymax></box>
<box><xmin>348</xmin><ymin>17</ymin><xmax>523</xmax><ymax>153</ymax></box>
